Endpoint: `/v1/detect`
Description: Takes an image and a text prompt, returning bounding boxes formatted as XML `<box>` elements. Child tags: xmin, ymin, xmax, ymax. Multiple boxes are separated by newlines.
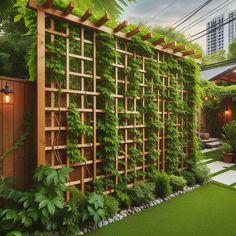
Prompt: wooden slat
<box><xmin>182</xmin><ymin>49</ymin><xmax>195</xmax><ymax>57</ymax></box>
<box><xmin>37</xmin><ymin>10</ymin><xmax>46</xmax><ymax>166</ymax></box>
<box><xmin>142</xmin><ymin>33</ymin><xmax>152</xmax><ymax>41</ymax></box>
<box><xmin>114</xmin><ymin>20</ymin><xmax>128</xmax><ymax>33</ymax></box>
<box><xmin>195</xmin><ymin>53</ymin><xmax>203</xmax><ymax>59</ymax></box>
<box><xmin>14</xmin><ymin>82</ymin><xmax>25</xmax><ymax>189</ymax></box>
<box><xmin>173</xmin><ymin>45</ymin><xmax>186</xmax><ymax>53</ymax></box>
<box><xmin>127</xmin><ymin>26</ymin><xmax>140</xmax><ymax>38</ymax></box>
<box><xmin>0</xmin><ymin>80</ymin><xmax>3</xmax><ymax>176</ymax></box>
<box><xmin>162</xmin><ymin>41</ymin><xmax>176</xmax><ymax>49</ymax></box>
<box><xmin>96</xmin><ymin>12</ymin><xmax>109</xmax><ymax>27</ymax></box>
<box><xmin>152</xmin><ymin>37</ymin><xmax>166</xmax><ymax>46</ymax></box>
<box><xmin>64</xmin><ymin>1</ymin><xmax>74</xmax><ymax>15</ymax></box>
<box><xmin>81</xmin><ymin>8</ymin><xmax>92</xmax><ymax>21</ymax></box>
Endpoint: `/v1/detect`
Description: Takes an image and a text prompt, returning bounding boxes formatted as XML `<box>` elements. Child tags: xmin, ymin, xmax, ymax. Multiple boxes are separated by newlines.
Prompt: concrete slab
<box><xmin>201</xmin><ymin>147</ymin><xmax>219</xmax><ymax>153</ymax></box>
<box><xmin>199</xmin><ymin>158</ymin><xmax>213</xmax><ymax>164</ymax></box>
<box><xmin>212</xmin><ymin>170</ymin><xmax>236</xmax><ymax>185</ymax></box>
<box><xmin>206</xmin><ymin>161</ymin><xmax>235</xmax><ymax>174</ymax></box>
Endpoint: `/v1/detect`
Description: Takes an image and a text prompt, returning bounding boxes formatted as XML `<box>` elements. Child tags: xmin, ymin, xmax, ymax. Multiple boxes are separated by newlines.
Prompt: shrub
<box><xmin>221</xmin><ymin>143</ymin><xmax>233</xmax><ymax>153</ymax></box>
<box><xmin>154</xmin><ymin>172</ymin><xmax>172</xmax><ymax>198</ymax></box>
<box><xmin>104</xmin><ymin>195</ymin><xmax>119</xmax><ymax>217</ymax></box>
<box><xmin>194</xmin><ymin>165</ymin><xmax>210</xmax><ymax>184</ymax></box>
<box><xmin>181</xmin><ymin>170</ymin><xmax>196</xmax><ymax>186</ymax></box>
<box><xmin>128</xmin><ymin>181</ymin><xmax>155</xmax><ymax>206</ymax></box>
<box><xmin>170</xmin><ymin>175</ymin><xmax>187</xmax><ymax>191</ymax></box>
<box><xmin>116</xmin><ymin>191</ymin><xmax>131</xmax><ymax>209</ymax></box>
<box><xmin>83</xmin><ymin>193</ymin><xmax>106</xmax><ymax>225</ymax></box>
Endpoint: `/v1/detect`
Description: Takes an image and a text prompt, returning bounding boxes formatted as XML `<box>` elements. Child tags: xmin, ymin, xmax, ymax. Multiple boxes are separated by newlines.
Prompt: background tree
<box><xmin>202</xmin><ymin>50</ymin><xmax>227</xmax><ymax>65</ymax></box>
<box><xmin>228</xmin><ymin>38</ymin><xmax>236</xmax><ymax>59</ymax></box>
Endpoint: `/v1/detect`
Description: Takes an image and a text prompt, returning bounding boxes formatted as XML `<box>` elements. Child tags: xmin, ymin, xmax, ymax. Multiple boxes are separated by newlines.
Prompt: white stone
<box><xmin>212</xmin><ymin>170</ymin><xmax>236</xmax><ymax>185</ymax></box>
<box><xmin>206</xmin><ymin>161</ymin><xmax>235</xmax><ymax>174</ymax></box>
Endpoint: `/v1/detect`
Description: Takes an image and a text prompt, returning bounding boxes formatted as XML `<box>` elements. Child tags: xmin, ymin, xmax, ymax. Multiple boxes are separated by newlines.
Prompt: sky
<box><xmin>121</xmin><ymin>0</ymin><xmax>236</xmax><ymax>53</ymax></box>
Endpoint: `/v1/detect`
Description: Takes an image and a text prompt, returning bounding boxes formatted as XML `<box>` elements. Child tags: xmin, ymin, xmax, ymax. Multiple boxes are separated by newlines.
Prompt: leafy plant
<box><xmin>170</xmin><ymin>175</ymin><xmax>187</xmax><ymax>191</ymax></box>
<box><xmin>181</xmin><ymin>170</ymin><xmax>196</xmax><ymax>186</ymax></box>
<box><xmin>194</xmin><ymin>165</ymin><xmax>210</xmax><ymax>184</ymax></box>
<box><xmin>67</xmin><ymin>102</ymin><xmax>92</xmax><ymax>163</ymax></box>
<box><xmin>104</xmin><ymin>195</ymin><xmax>119</xmax><ymax>217</ymax></box>
<box><xmin>154</xmin><ymin>172</ymin><xmax>172</xmax><ymax>198</ymax></box>
<box><xmin>222</xmin><ymin>121</ymin><xmax>236</xmax><ymax>150</ymax></box>
<box><xmin>128</xmin><ymin>181</ymin><xmax>155</xmax><ymax>206</ymax></box>
<box><xmin>83</xmin><ymin>193</ymin><xmax>106</xmax><ymax>225</ymax></box>
<box><xmin>221</xmin><ymin>143</ymin><xmax>233</xmax><ymax>153</ymax></box>
<box><xmin>0</xmin><ymin>165</ymin><xmax>73</xmax><ymax>235</ymax></box>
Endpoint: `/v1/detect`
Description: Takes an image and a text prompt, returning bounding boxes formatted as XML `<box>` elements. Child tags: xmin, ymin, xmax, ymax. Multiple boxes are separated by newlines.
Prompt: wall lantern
<box><xmin>225</xmin><ymin>106</ymin><xmax>229</xmax><ymax>115</ymax></box>
<box><xmin>204</xmin><ymin>96</ymin><xmax>208</xmax><ymax>101</ymax></box>
<box><xmin>0</xmin><ymin>83</ymin><xmax>14</xmax><ymax>104</ymax></box>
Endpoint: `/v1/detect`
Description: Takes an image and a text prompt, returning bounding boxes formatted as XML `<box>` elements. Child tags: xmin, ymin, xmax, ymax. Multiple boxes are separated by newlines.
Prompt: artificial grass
<box><xmin>204</xmin><ymin>149</ymin><xmax>222</xmax><ymax>162</ymax></box>
<box><xmin>87</xmin><ymin>184</ymin><xmax>236</xmax><ymax>236</ymax></box>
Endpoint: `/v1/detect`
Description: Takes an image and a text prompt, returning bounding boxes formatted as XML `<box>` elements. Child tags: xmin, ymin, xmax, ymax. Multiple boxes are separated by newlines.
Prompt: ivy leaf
<box><xmin>14</xmin><ymin>14</ymin><xmax>22</xmax><ymax>22</ymax></box>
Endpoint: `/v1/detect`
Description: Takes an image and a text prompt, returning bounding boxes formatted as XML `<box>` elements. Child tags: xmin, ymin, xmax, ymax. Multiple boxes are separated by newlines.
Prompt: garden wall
<box><xmin>29</xmin><ymin>1</ymin><xmax>201</xmax><ymax>194</ymax></box>
<box><xmin>0</xmin><ymin>77</ymin><xmax>36</xmax><ymax>189</ymax></box>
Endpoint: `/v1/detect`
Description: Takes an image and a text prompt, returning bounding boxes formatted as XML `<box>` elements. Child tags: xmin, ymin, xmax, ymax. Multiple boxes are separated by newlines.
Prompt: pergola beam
<box><xmin>114</xmin><ymin>20</ymin><xmax>128</xmax><ymax>33</ymax></box>
<box><xmin>64</xmin><ymin>1</ymin><xmax>74</xmax><ymax>15</ymax></box>
<box><xmin>162</xmin><ymin>41</ymin><xmax>176</xmax><ymax>49</ymax></box>
<box><xmin>152</xmin><ymin>37</ymin><xmax>166</xmax><ymax>46</ymax></box>
<box><xmin>97</xmin><ymin>12</ymin><xmax>109</xmax><ymax>27</ymax></box>
<box><xmin>142</xmin><ymin>33</ymin><xmax>152</xmax><ymax>41</ymax></box>
<box><xmin>182</xmin><ymin>49</ymin><xmax>195</xmax><ymax>57</ymax></box>
<box><xmin>127</xmin><ymin>26</ymin><xmax>140</xmax><ymax>38</ymax></box>
<box><xmin>45</xmin><ymin>0</ymin><xmax>53</xmax><ymax>8</ymax></box>
<box><xmin>173</xmin><ymin>45</ymin><xmax>186</xmax><ymax>53</ymax></box>
<box><xmin>81</xmin><ymin>8</ymin><xmax>92</xmax><ymax>21</ymax></box>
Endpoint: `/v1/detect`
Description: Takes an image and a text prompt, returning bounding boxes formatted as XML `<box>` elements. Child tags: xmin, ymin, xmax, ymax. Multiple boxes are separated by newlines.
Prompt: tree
<box><xmin>228</xmin><ymin>38</ymin><xmax>236</xmax><ymax>59</ymax></box>
<box><xmin>202</xmin><ymin>50</ymin><xmax>227</xmax><ymax>65</ymax></box>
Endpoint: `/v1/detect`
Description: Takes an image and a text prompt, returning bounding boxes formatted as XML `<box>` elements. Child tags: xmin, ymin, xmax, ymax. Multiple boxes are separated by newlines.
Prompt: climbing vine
<box><xmin>66</xmin><ymin>103</ymin><xmax>92</xmax><ymax>163</ymax></box>
<box><xmin>96</xmin><ymin>33</ymin><xmax>120</xmax><ymax>181</ymax></box>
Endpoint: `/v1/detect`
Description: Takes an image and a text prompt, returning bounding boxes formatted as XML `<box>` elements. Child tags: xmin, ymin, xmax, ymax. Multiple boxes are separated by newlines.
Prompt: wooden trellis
<box><xmin>28</xmin><ymin>0</ymin><xmax>198</xmax><ymax>193</ymax></box>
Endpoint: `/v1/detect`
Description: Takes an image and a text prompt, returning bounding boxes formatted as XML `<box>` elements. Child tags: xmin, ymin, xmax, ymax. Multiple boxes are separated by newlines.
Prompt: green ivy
<box><xmin>66</xmin><ymin>103</ymin><xmax>92</xmax><ymax>163</ymax></box>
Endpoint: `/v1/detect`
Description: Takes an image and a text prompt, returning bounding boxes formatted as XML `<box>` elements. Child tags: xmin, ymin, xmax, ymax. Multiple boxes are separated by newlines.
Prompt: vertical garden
<box><xmin>0</xmin><ymin>1</ymin><xmax>206</xmax><ymax>235</ymax></box>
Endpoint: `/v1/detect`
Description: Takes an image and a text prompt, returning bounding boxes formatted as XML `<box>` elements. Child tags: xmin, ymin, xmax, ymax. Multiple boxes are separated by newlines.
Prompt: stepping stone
<box><xmin>202</xmin><ymin>138</ymin><xmax>220</xmax><ymax>144</ymax></box>
<box><xmin>199</xmin><ymin>158</ymin><xmax>213</xmax><ymax>164</ymax></box>
<box><xmin>206</xmin><ymin>161</ymin><xmax>235</xmax><ymax>174</ymax></box>
<box><xmin>201</xmin><ymin>147</ymin><xmax>220</xmax><ymax>153</ymax></box>
<box><xmin>205</xmin><ymin>141</ymin><xmax>223</xmax><ymax>148</ymax></box>
<box><xmin>212</xmin><ymin>170</ymin><xmax>236</xmax><ymax>185</ymax></box>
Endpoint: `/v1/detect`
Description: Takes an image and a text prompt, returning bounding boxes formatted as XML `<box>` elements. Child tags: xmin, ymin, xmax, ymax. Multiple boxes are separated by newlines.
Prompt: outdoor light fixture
<box><xmin>204</xmin><ymin>96</ymin><xmax>208</xmax><ymax>100</ymax></box>
<box><xmin>225</xmin><ymin>106</ymin><xmax>229</xmax><ymax>115</ymax></box>
<box><xmin>0</xmin><ymin>83</ymin><xmax>13</xmax><ymax>104</ymax></box>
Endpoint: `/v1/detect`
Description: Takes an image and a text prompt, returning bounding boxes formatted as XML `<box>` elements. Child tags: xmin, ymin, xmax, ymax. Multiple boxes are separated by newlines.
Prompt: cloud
<box><xmin>121</xmin><ymin>0</ymin><xmax>236</xmax><ymax>52</ymax></box>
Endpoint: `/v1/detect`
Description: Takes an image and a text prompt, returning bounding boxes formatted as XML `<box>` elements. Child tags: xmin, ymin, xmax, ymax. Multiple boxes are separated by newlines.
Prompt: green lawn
<box><xmin>204</xmin><ymin>149</ymin><xmax>222</xmax><ymax>162</ymax></box>
<box><xmin>87</xmin><ymin>184</ymin><xmax>236</xmax><ymax>236</ymax></box>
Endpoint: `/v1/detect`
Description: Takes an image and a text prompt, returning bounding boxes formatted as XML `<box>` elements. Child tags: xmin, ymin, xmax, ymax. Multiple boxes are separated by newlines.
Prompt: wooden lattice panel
<box><xmin>34</xmin><ymin>7</ymin><xmax>193</xmax><ymax>193</ymax></box>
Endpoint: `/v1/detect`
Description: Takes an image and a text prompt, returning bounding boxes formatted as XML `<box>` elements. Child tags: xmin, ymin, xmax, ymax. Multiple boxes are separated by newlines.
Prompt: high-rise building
<box><xmin>206</xmin><ymin>14</ymin><xmax>225</xmax><ymax>54</ymax></box>
<box><xmin>228</xmin><ymin>11</ymin><xmax>236</xmax><ymax>45</ymax></box>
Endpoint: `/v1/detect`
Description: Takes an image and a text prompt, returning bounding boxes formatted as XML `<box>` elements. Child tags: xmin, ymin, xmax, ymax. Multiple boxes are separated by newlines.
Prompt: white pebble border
<box><xmin>79</xmin><ymin>181</ymin><xmax>212</xmax><ymax>235</ymax></box>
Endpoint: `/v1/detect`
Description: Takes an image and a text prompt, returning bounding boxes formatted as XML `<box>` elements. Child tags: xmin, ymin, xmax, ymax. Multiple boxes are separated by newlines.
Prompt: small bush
<box><xmin>154</xmin><ymin>172</ymin><xmax>172</xmax><ymax>198</ymax></box>
<box><xmin>128</xmin><ymin>181</ymin><xmax>155</xmax><ymax>206</ymax></box>
<box><xmin>181</xmin><ymin>170</ymin><xmax>196</xmax><ymax>186</ymax></box>
<box><xmin>194</xmin><ymin>165</ymin><xmax>210</xmax><ymax>184</ymax></box>
<box><xmin>104</xmin><ymin>195</ymin><xmax>119</xmax><ymax>217</ymax></box>
<box><xmin>170</xmin><ymin>175</ymin><xmax>187</xmax><ymax>191</ymax></box>
<box><xmin>116</xmin><ymin>191</ymin><xmax>131</xmax><ymax>209</ymax></box>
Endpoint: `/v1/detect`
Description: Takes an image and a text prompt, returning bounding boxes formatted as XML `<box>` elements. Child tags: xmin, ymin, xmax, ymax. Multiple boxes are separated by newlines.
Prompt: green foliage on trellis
<box><xmin>66</xmin><ymin>103</ymin><xmax>92</xmax><ymax>163</ymax></box>
<box><xmin>96</xmin><ymin>33</ymin><xmax>120</xmax><ymax>178</ymax></box>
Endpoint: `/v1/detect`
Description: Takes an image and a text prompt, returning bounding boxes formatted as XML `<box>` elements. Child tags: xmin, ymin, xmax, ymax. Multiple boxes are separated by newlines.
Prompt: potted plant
<box><xmin>221</xmin><ymin>143</ymin><xmax>234</xmax><ymax>163</ymax></box>
<box><xmin>222</xmin><ymin>121</ymin><xmax>236</xmax><ymax>163</ymax></box>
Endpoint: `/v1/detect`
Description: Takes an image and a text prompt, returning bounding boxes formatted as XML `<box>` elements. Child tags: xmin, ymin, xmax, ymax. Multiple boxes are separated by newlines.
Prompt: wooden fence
<box><xmin>28</xmin><ymin>1</ymin><xmax>200</xmax><ymax>194</ymax></box>
<box><xmin>0</xmin><ymin>77</ymin><xmax>36</xmax><ymax>189</ymax></box>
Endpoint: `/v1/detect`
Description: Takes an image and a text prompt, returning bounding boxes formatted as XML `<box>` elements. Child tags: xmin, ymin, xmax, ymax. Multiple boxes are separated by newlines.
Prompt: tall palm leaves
<box><xmin>222</xmin><ymin>121</ymin><xmax>236</xmax><ymax>149</ymax></box>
